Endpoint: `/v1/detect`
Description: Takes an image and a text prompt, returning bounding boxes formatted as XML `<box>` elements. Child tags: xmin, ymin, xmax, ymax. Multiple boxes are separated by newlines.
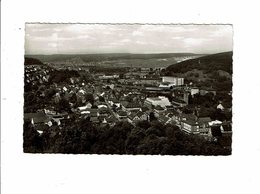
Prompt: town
<box><xmin>24</xmin><ymin>56</ymin><xmax>232</xmax><ymax>154</ymax></box>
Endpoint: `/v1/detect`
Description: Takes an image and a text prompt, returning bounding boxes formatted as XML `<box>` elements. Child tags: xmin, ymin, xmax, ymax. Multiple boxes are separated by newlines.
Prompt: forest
<box><xmin>24</xmin><ymin>119</ymin><xmax>231</xmax><ymax>155</ymax></box>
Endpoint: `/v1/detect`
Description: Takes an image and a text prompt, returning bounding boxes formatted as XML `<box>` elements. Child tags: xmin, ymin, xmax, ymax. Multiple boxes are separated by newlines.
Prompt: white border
<box><xmin>2</xmin><ymin>0</ymin><xmax>260</xmax><ymax>194</ymax></box>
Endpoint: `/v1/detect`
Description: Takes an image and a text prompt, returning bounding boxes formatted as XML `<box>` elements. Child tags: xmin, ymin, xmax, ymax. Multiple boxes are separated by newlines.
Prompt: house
<box><xmin>122</xmin><ymin>102</ymin><xmax>141</xmax><ymax>112</ymax></box>
<box><xmin>197</xmin><ymin>117</ymin><xmax>212</xmax><ymax>137</ymax></box>
<box><xmin>180</xmin><ymin>116</ymin><xmax>211</xmax><ymax>135</ymax></box>
<box><xmin>141</xmin><ymin>106</ymin><xmax>150</xmax><ymax>113</ymax></box>
<box><xmin>97</xmin><ymin>104</ymin><xmax>108</xmax><ymax>109</ymax></box>
<box><xmin>127</xmin><ymin>112</ymin><xmax>140</xmax><ymax>123</ymax></box>
<box><xmin>99</xmin><ymin>107</ymin><xmax>110</xmax><ymax>116</ymax></box>
<box><xmin>78</xmin><ymin>103</ymin><xmax>93</xmax><ymax>112</ymax></box>
<box><xmin>220</xmin><ymin>122</ymin><xmax>232</xmax><ymax>135</ymax></box>
<box><xmin>190</xmin><ymin>87</ymin><xmax>200</xmax><ymax>96</ymax></box>
<box><xmin>158</xmin><ymin>115</ymin><xmax>171</xmax><ymax>124</ymax></box>
<box><xmin>172</xmin><ymin>97</ymin><xmax>187</xmax><ymax>108</ymax></box>
<box><xmin>200</xmin><ymin>88</ymin><xmax>216</xmax><ymax>96</ymax></box>
<box><xmin>137</xmin><ymin>111</ymin><xmax>149</xmax><ymax>121</ymax></box>
<box><xmin>90</xmin><ymin>117</ymin><xmax>99</xmax><ymax>123</ymax></box>
<box><xmin>107</xmin><ymin>98</ymin><xmax>120</xmax><ymax>108</ymax></box>
<box><xmin>217</xmin><ymin>103</ymin><xmax>225</xmax><ymax>111</ymax></box>
<box><xmin>127</xmin><ymin>111</ymin><xmax>149</xmax><ymax>123</ymax></box>
<box><xmin>154</xmin><ymin>105</ymin><xmax>165</xmax><ymax>117</ymax></box>
<box><xmin>80</xmin><ymin>108</ymin><xmax>99</xmax><ymax>118</ymax></box>
<box><xmin>106</xmin><ymin>115</ymin><xmax>118</xmax><ymax>126</ymax></box>
<box><xmin>181</xmin><ymin>119</ymin><xmax>200</xmax><ymax>134</ymax></box>
<box><xmin>117</xmin><ymin>110</ymin><xmax>128</xmax><ymax>120</ymax></box>
<box><xmin>165</xmin><ymin>105</ymin><xmax>174</xmax><ymax>110</ymax></box>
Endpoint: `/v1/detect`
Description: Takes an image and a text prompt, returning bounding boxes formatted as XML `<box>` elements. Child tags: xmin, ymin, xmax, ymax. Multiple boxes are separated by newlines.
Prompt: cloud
<box><xmin>183</xmin><ymin>38</ymin><xmax>211</xmax><ymax>46</ymax></box>
<box><xmin>132</xmin><ymin>30</ymin><xmax>143</xmax><ymax>36</ymax></box>
<box><xmin>209</xmin><ymin>25</ymin><xmax>233</xmax><ymax>37</ymax></box>
<box><xmin>47</xmin><ymin>42</ymin><xmax>57</xmax><ymax>47</ymax></box>
<box><xmin>120</xmin><ymin>39</ymin><xmax>131</xmax><ymax>43</ymax></box>
<box><xmin>135</xmin><ymin>40</ymin><xmax>146</xmax><ymax>45</ymax></box>
<box><xmin>171</xmin><ymin>36</ymin><xmax>183</xmax><ymax>40</ymax></box>
<box><xmin>25</xmin><ymin>24</ymin><xmax>233</xmax><ymax>54</ymax></box>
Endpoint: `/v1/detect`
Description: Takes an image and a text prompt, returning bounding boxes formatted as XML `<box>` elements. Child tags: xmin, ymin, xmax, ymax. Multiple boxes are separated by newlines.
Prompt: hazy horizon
<box><xmin>25</xmin><ymin>24</ymin><xmax>233</xmax><ymax>55</ymax></box>
<box><xmin>25</xmin><ymin>51</ymin><xmax>232</xmax><ymax>56</ymax></box>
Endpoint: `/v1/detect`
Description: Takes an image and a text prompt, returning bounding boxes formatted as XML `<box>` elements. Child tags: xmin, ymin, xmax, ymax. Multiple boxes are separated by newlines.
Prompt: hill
<box><xmin>165</xmin><ymin>51</ymin><xmax>233</xmax><ymax>91</ymax></box>
<box><xmin>166</xmin><ymin>51</ymin><xmax>233</xmax><ymax>74</ymax></box>
<box><xmin>24</xmin><ymin>57</ymin><xmax>44</xmax><ymax>66</ymax></box>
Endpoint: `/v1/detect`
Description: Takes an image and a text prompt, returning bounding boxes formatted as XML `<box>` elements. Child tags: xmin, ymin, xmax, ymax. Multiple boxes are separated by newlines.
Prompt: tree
<box><xmin>99</xmin><ymin>96</ymin><xmax>105</xmax><ymax>102</ymax></box>
<box><xmin>149</xmin><ymin>112</ymin><xmax>157</xmax><ymax>122</ymax></box>
<box><xmin>70</xmin><ymin>93</ymin><xmax>77</xmax><ymax>103</ymax></box>
<box><xmin>85</xmin><ymin>93</ymin><xmax>94</xmax><ymax>104</ymax></box>
<box><xmin>57</xmin><ymin>97</ymin><xmax>71</xmax><ymax>112</ymax></box>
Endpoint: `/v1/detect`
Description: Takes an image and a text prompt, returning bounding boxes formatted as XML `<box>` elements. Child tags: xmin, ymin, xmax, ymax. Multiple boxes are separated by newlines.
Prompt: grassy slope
<box><xmin>166</xmin><ymin>51</ymin><xmax>233</xmax><ymax>74</ymax></box>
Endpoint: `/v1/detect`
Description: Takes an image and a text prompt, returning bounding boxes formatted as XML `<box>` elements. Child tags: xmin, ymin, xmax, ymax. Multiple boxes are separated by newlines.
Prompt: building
<box><xmin>181</xmin><ymin>119</ymin><xmax>200</xmax><ymax>134</ymax></box>
<box><xmin>190</xmin><ymin>87</ymin><xmax>200</xmax><ymax>96</ymax></box>
<box><xmin>171</xmin><ymin>97</ymin><xmax>187</xmax><ymax>108</ymax></box>
<box><xmin>117</xmin><ymin>110</ymin><xmax>128</xmax><ymax>120</ymax></box>
<box><xmin>200</xmin><ymin>88</ymin><xmax>217</xmax><ymax>96</ymax></box>
<box><xmin>144</xmin><ymin>96</ymin><xmax>171</xmax><ymax>109</ymax></box>
<box><xmin>121</xmin><ymin>102</ymin><xmax>141</xmax><ymax>112</ymax></box>
<box><xmin>99</xmin><ymin>75</ymin><xmax>119</xmax><ymax>80</ymax></box>
<box><xmin>162</xmin><ymin>77</ymin><xmax>184</xmax><ymax>86</ymax></box>
<box><xmin>180</xmin><ymin>117</ymin><xmax>211</xmax><ymax>135</ymax></box>
<box><xmin>158</xmin><ymin>114</ymin><xmax>171</xmax><ymax>125</ymax></box>
<box><xmin>107</xmin><ymin>98</ymin><xmax>121</xmax><ymax>108</ymax></box>
<box><xmin>159</xmin><ymin>82</ymin><xmax>176</xmax><ymax>89</ymax></box>
<box><xmin>24</xmin><ymin>112</ymin><xmax>52</xmax><ymax>127</ymax></box>
<box><xmin>217</xmin><ymin>103</ymin><xmax>225</xmax><ymax>111</ymax></box>
<box><xmin>154</xmin><ymin>105</ymin><xmax>165</xmax><ymax>117</ymax></box>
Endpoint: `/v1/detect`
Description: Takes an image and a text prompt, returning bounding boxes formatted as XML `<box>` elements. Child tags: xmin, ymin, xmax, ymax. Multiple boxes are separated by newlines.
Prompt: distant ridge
<box><xmin>25</xmin><ymin>53</ymin><xmax>202</xmax><ymax>63</ymax></box>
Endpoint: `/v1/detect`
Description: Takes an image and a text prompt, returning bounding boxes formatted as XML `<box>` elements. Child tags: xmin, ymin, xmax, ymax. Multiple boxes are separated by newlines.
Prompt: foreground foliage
<box><xmin>24</xmin><ymin>120</ymin><xmax>231</xmax><ymax>155</ymax></box>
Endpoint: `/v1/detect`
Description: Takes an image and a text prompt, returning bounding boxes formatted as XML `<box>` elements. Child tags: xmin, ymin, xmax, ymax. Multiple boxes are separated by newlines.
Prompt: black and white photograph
<box><xmin>2</xmin><ymin>1</ymin><xmax>260</xmax><ymax>194</ymax></box>
<box><xmin>24</xmin><ymin>24</ymin><xmax>233</xmax><ymax>155</ymax></box>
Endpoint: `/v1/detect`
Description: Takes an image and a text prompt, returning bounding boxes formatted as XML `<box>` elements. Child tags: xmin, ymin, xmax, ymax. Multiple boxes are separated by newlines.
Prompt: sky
<box><xmin>25</xmin><ymin>24</ymin><xmax>233</xmax><ymax>55</ymax></box>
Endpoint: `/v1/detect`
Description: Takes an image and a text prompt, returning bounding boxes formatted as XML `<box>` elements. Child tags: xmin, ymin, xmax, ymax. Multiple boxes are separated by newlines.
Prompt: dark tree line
<box><xmin>24</xmin><ymin>119</ymin><xmax>231</xmax><ymax>155</ymax></box>
<box><xmin>48</xmin><ymin>69</ymin><xmax>80</xmax><ymax>84</ymax></box>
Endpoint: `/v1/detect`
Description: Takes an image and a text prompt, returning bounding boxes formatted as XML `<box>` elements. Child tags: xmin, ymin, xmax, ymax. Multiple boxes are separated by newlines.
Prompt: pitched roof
<box><xmin>222</xmin><ymin>123</ymin><xmax>232</xmax><ymax>132</ymax></box>
<box><xmin>24</xmin><ymin>112</ymin><xmax>50</xmax><ymax>124</ymax></box>
<box><xmin>90</xmin><ymin>117</ymin><xmax>99</xmax><ymax>122</ymax></box>
<box><xmin>182</xmin><ymin>119</ymin><xmax>199</xmax><ymax>126</ymax></box>
<box><xmin>181</xmin><ymin>113</ymin><xmax>197</xmax><ymax>121</ymax></box>
<box><xmin>120</xmin><ymin>101</ymin><xmax>129</xmax><ymax>107</ymax></box>
<box><xmin>198</xmin><ymin>117</ymin><xmax>212</xmax><ymax>124</ymax></box>
<box><xmin>125</xmin><ymin>103</ymin><xmax>140</xmax><ymax>108</ymax></box>
<box><xmin>141</xmin><ymin>106</ymin><xmax>149</xmax><ymax>112</ymax></box>
<box><xmin>154</xmin><ymin>105</ymin><xmax>164</xmax><ymax>111</ymax></box>
<box><xmin>117</xmin><ymin>110</ymin><xmax>127</xmax><ymax>117</ymax></box>
<box><xmin>166</xmin><ymin>105</ymin><xmax>174</xmax><ymax>110</ymax></box>
<box><xmin>136</xmin><ymin>111</ymin><xmax>145</xmax><ymax>118</ymax></box>
<box><xmin>172</xmin><ymin>97</ymin><xmax>186</xmax><ymax>104</ymax></box>
<box><xmin>106</xmin><ymin>115</ymin><xmax>117</xmax><ymax>123</ymax></box>
<box><xmin>159</xmin><ymin>115</ymin><xmax>170</xmax><ymax>123</ymax></box>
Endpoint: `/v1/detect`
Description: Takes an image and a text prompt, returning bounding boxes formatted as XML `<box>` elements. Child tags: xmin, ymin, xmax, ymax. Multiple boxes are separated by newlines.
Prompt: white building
<box><xmin>162</xmin><ymin>77</ymin><xmax>184</xmax><ymax>86</ymax></box>
<box><xmin>144</xmin><ymin>96</ymin><xmax>171</xmax><ymax>108</ymax></box>
<box><xmin>159</xmin><ymin>82</ymin><xmax>176</xmax><ymax>89</ymax></box>
<box><xmin>190</xmin><ymin>87</ymin><xmax>200</xmax><ymax>96</ymax></box>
